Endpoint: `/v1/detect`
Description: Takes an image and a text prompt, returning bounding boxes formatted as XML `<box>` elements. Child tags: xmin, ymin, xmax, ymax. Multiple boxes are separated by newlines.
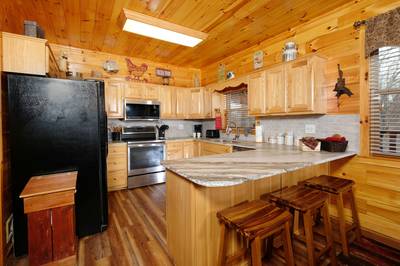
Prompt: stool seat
<box><xmin>217</xmin><ymin>200</ymin><xmax>294</xmax><ymax>266</ymax></box>
<box><xmin>217</xmin><ymin>200</ymin><xmax>291</xmax><ymax>239</ymax></box>
<box><xmin>269</xmin><ymin>186</ymin><xmax>329</xmax><ymax>212</ymax></box>
<box><xmin>304</xmin><ymin>175</ymin><xmax>354</xmax><ymax>194</ymax></box>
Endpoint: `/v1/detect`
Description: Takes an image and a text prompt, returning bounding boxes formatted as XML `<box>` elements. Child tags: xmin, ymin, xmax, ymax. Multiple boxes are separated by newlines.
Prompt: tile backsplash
<box><xmin>108</xmin><ymin>119</ymin><xmax>203</xmax><ymax>139</ymax></box>
<box><xmin>203</xmin><ymin>114</ymin><xmax>360</xmax><ymax>151</ymax></box>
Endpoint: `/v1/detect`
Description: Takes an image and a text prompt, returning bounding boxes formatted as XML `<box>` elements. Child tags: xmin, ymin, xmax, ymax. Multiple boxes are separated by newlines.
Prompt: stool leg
<box><xmin>282</xmin><ymin>221</ymin><xmax>295</xmax><ymax>266</ymax></box>
<box><xmin>217</xmin><ymin>223</ymin><xmax>228</xmax><ymax>266</ymax></box>
<box><xmin>348</xmin><ymin>187</ymin><xmax>361</xmax><ymax>241</ymax></box>
<box><xmin>322</xmin><ymin>201</ymin><xmax>337</xmax><ymax>266</ymax></box>
<box><xmin>251</xmin><ymin>236</ymin><xmax>262</xmax><ymax>266</ymax></box>
<box><xmin>265</xmin><ymin>236</ymin><xmax>274</xmax><ymax>259</ymax></box>
<box><xmin>336</xmin><ymin>192</ymin><xmax>349</xmax><ymax>256</ymax></box>
<box><xmin>303</xmin><ymin>210</ymin><xmax>315</xmax><ymax>266</ymax></box>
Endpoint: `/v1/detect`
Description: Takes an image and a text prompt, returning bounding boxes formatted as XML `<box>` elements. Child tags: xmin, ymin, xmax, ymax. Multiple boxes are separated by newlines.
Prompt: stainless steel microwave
<box><xmin>124</xmin><ymin>99</ymin><xmax>161</xmax><ymax>121</ymax></box>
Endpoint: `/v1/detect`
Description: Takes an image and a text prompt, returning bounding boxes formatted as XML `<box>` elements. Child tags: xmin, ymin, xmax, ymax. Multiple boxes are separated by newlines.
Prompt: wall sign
<box><xmin>253</xmin><ymin>50</ymin><xmax>264</xmax><ymax>69</ymax></box>
<box><xmin>125</xmin><ymin>58</ymin><xmax>148</xmax><ymax>82</ymax></box>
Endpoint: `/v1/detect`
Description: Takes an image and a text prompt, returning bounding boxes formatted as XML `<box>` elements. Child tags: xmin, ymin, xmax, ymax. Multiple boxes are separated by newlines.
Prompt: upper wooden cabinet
<box><xmin>2</xmin><ymin>32</ymin><xmax>48</xmax><ymax>75</ymax></box>
<box><xmin>160</xmin><ymin>86</ymin><xmax>176</xmax><ymax>119</ymax></box>
<box><xmin>247</xmin><ymin>55</ymin><xmax>326</xmax><ymax>116</ymax></box>
<box><xmin>125</xmin><ymin>83</ymin><xmax>160</xmax><ymax>100</ymax></box>
<box><xmin>189</xmin><ymin>87</ymin><xmax>212</xmax><ymax>119</ymax></box>
<box><xmin>265</xmin><ymin>65</ymin><xmax>286</xmax><ymax>114</ymax></box>
<box><xmin>176</xmin><ymin>87</ymin><xmax>191</xmax><ymax>119</ymax></box>
<box><xmin>105</xmin><ymin>81</ymin><xmax>125</xmax><ymax>118</ymax></box>
<box><xmin>248</xmin><ymin>72</ymin><xmax>266</xmax><ymax>115</ymax></box>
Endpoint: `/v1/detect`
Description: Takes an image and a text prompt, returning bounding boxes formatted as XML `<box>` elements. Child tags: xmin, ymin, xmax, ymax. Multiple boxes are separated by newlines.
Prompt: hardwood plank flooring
<box><xmin>10</xmin><ymin>183</ymin><xmax>400</xmax><ymax>266</ymax></box>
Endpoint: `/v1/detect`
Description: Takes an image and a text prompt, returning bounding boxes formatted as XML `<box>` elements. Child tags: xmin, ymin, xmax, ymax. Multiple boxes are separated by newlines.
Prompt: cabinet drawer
<box><xmin>201</xmin><ymin>143</ymin><xmax>232</xmax><ymax>155</ymax></box>
<box><xmin>108</xmin><ymin>170</ymin><xmax>127</xmax><ymax>189</ymax></box>
<box><xmin>107</xmin><ymin>154</ymin><xmax>127</xmax><ymax>171</ymax></box>
<box><xmin>108</xmin><ymin>144</ymin><xmax>126</xmax><ymax>154</ymax></box>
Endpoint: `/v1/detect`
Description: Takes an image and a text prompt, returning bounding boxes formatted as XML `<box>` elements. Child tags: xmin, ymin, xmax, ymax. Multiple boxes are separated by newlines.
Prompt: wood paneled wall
<box><xmin>49</xmin><ymin>44</ymin><xmax>201</xmax><ymax>87</ymax></box>
<box><xmin>201</xmin><ymin>0</ymin><xmax>400</xmax><ymax>114</ymax></box>
<box><xmin>330</xmin><ymin>156</ymin><xmax>400</xmax><ymax>246</ymax></box>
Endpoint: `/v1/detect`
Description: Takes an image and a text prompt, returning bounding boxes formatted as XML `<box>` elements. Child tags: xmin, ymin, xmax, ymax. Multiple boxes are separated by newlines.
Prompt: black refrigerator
<box><xmin>4</xmin><ymin>73</ymin><xmax>108</xmax><ymax>256</ymax></box>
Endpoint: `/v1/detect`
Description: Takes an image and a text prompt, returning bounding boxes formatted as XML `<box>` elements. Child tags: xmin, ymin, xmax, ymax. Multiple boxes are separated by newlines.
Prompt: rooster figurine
<box><xmin>125</xmin><ymin>58</ymin><xmax>148</xmax><ymax>82</ymax></box>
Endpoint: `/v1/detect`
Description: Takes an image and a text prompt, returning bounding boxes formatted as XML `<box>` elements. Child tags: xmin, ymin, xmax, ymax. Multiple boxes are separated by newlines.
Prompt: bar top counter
<box><xmin>162</xmin><ymin>139</ymin><xmax>356</xmax><ymax>187</ymax></box>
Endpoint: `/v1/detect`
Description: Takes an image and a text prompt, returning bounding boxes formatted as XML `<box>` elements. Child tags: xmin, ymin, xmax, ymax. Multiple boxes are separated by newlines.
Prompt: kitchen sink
<box><xmin>232</xmin><ymin>145</ymin><xmax>256</xmax><ymax>152</ymax></box>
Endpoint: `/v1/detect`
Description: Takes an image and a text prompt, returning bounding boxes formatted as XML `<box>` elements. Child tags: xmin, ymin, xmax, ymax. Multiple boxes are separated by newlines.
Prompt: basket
<box><xmin>320</xmin><ymin>140</ymin><xmax>348</xmax><ymax>152</ymax></box>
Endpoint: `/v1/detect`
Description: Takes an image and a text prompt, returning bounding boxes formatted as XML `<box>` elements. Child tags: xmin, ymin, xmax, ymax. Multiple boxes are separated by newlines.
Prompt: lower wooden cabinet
<box><xmin>166</xmin><ymin>142</ymin><xmax>185</xmax><ymax>160</ymax></box>
<box><xmin>107</xmin><ymin>143</ymin><xmax>128</xmax><ymax>191</ymax></box>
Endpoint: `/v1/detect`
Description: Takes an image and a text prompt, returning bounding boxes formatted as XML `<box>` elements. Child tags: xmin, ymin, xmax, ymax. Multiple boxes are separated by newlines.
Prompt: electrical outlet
<box><xmin>305</xmin><ymin>124</ymin><xmax>316</xmax><ymax>134</ymax></box>
<box><xmin>178</xmin><ymin>124</ymin><xmax>184</xmax><ymax>130</ymax></box>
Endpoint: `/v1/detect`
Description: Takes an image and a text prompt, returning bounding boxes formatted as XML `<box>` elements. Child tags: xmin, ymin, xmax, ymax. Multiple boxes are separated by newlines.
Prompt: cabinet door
<box><xmin>105</xmin><ymin>81</ymin><xmax>124</xmax><ymax>118</ymax></box>
<box><xmin>176</xmin><ymin>88</ymin><xmax>191</xmax><ymax>119</ymax></box>
<box><xmin>189</xmin><ymin>88</ymin><xmax>204</xmax><ymax>118</ymax></box>
<box><xmin>265</xmin><ymin>66</ymin><xmax>286</xmax><ymax>114</ymax></box>
<box><xmin>248</xmin><ymin>72</ymin><xmax>266</xmax><ymax>115</ymax></box>
<box><xmin>183</xmin><ymin>142</ymin><xmax>194</xmax><ymax>159</ymax></box>
<box><xmin>203</xmin><ymin>88</ymin><xmax>212</xmax><ymax>118</ymax></box>
<box><xmin>146</xmin><ymin>85</ymin><xmax>159</xmax><ymax>100</ymax></box>
<box><xmin>286</xmin><ymin>60</ymin><xmax>313</xmax><ymax>112</ymax></box>
<box><xmin>160</xmin><ymin>86</ymin><xmax>176</xmax><ymax>119</ymax></box>
<box><xmin>166</xmin><ymin>142</ymin><xmax>184</xmax><ymax>160</ymax></box>
<box><xmin>125</xmin><ymin>83</ymin><xmax>145</xmax><ymax>99</ymax></box>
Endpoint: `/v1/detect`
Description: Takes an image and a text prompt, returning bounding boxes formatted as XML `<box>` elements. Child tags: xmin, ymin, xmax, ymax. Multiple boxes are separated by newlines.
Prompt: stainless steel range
<box><xmin>121</xmin><ymin>126</ymin><xmax>166</xmax><ymax>188</ymax></box>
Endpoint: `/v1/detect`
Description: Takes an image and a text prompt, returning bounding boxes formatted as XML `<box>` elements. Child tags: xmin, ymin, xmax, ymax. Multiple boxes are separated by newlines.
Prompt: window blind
<box><xmin>370</xmin><ymin>46</ymin><xmax>400</xmax><ymax>156</ymax></box>
<box><xmin>224</xmin><ymin>89</ymin><xmax>255</xmax><ymax>129</ymax></box>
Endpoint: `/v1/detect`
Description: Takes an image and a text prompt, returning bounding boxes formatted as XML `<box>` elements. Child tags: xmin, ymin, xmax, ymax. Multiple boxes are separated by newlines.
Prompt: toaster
<box><xmin>206</xmin><ymin>129</ymin><xmax>220</xmax><ymax>138</ymax></box>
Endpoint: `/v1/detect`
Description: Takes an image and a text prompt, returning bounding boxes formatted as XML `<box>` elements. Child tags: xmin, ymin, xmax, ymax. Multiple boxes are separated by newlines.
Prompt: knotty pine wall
<box><xmin>201</xmin><ymin>0</ymin><xmax>400</xmax><ymax>246</ymax></box>
<box><xmin>201</xmin><ymin>0</ymin><xmax>400</xmax><ymax>115</ymax></box>
<box><xmin>49</xmin><ymin>44</ymin><xmax>201</xmax><ymax>87</ymax></box>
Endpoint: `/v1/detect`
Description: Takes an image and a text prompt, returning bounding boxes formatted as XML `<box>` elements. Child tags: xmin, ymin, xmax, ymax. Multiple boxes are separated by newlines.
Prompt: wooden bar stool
<box><xmin>269</xmin><ymin>186</ymin><xmax>336</xmax><ymax>266</ymax></box>
<box><xmin>304</xmin><ymin>175</ymin><xmax>361</xmax><ymax>256</ymax></box>
<box><xmin>216</xmin><ymin>200</ymin><xmax>294</xmax><ymax>266</ymax></box>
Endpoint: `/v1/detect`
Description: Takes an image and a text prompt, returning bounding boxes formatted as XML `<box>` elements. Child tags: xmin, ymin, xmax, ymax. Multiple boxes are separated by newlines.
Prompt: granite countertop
<box><xmin>162</xmin><ymin>139</ymin><xmax>357</xmax><ymax>187</ymax></box>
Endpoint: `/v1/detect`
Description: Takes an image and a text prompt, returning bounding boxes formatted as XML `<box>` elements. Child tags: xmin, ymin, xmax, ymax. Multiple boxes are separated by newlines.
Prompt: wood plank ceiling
<box><xmin>0</xmin><ymin>0</ymin><xmax>353</xmax><ymax>67</ymax></box>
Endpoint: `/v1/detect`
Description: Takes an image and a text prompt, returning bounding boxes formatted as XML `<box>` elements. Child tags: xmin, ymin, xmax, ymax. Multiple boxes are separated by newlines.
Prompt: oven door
<box><xmin>124</xmin><ymin>100</ymin><xmax>160</xmax><ymax>121</ymax></box>
<box><xmin>127</xmin><ymin>142</ymin><xmax>166</xmax><ymax>188</ymax></box>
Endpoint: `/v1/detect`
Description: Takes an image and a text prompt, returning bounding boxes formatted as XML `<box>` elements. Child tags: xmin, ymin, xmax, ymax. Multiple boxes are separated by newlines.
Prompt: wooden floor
<box><xmin>11</xmin><ymin>184</ymin><xmax>400</xmax><ymax>266</ymax></box>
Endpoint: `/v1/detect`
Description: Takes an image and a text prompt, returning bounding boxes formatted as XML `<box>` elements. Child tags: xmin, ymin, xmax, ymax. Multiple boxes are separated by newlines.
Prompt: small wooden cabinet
<box><xmin>189</xmin><ymin>87</ymin><xmax>212</xmax><ymax>119</ymax></box>
<box><xmin>1</xmin><ymin>32</ymin><xmax>48</xmax><ymax>75</ymax></box>
<box><xmin>107</xmin><ymin>143</ymin><xmax>128</xmax><ymax>191</ymax></box>
<box><xmin>286</xmin><ymin>59</ymin><xmax>313</xmax><ymax>112</ymax></box>
<box><xmin>105</xmin><ymin>81</ymin><xmax>125</xmax><ymax>118</ymax></box>
<box><xmin>20</xmin><ymin>172</ymin><xmax>78</xmax><ymax>266</ymax></box>
<box><xmin>176</xmin><ymin>87</ymin><xmax>191</xmax><ymax>119</ymax></box>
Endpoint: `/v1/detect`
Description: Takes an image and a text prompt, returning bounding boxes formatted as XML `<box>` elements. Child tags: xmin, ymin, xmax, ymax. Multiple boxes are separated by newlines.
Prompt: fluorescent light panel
<box><xmin>121</xmin><ymin>9</ymin><xmax>207</xmax><ymax>47</ymax></box>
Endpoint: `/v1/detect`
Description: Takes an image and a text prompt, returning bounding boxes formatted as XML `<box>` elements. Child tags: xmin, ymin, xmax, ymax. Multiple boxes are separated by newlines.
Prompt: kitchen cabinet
<box><xmin>107</xmin><ymin>143</ymin><xmax>128</xmax><ymax>191</ymax></box>
<box><xmin>189</xmin><ymin>87</ymin><xmax>212</xmax><ymax>119</ymax></box>
<box><xmin>248</xmin><ymin>71</ymin><xmax>266</xmax><ymax>115</ymax></box>
<box><xmin>265</xmin><ymin>65</ymin><xmax>286</xmax><ymax>114</ymax></box>
<box><xmin>166</xmin><ymin>142</ymin><xmax>185</xmax><ymax>160</ymax></box>
<box><xmin>2</xmin><ymin>32</ymin><xmax>48</xmax><ymax>75</ymax></box>
<box><xmin>160</xmin><ymin>86</ymin><xmax>177</xmax><ymax>119</ymax></box>
<box><xmin>125</xmin><ymin>82</ymin><xmax>145</xmax><ymax>99</ymax></box>
<box><xmin>176</xmin><ymin>87</ymin><xmax>191</xmax><ymax>119</ymax></box>
<box><xmin>105</xmin><ymin>81</ymin><xmax>125</xmax><ymax>118</ymax></box>
<box><xmin>286</xmin><ymin>56</ymin><xmax>326</xmax><ymax>114</ymax></box>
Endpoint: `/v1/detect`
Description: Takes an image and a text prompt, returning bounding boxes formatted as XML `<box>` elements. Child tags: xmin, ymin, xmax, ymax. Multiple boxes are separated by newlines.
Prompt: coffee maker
<box><xmin>194</xmin><ymin>124</ymin><xmax>202</xmax><ymax>138</ymax></box>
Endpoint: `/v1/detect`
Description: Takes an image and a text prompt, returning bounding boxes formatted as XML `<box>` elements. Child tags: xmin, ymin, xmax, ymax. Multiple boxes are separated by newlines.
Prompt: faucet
<box><xmin>226</xmin><ymin>121</ymin><xmax>240</xmax><ymax>141</ymax></box>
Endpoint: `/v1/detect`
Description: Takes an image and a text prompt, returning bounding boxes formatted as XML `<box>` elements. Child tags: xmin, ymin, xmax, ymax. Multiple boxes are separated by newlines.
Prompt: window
<box><xmin>225</xmin><ymin>89</ymin><xmax>255</xmax><ymax>129</ymax></box>
<box><xmin>370</xmin><ymin>46</ymin><xmax>400</xmax><ymax>156</ymax></box>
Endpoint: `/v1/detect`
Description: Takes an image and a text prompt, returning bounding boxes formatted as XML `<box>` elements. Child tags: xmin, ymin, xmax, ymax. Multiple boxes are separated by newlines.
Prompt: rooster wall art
<box><xmin>125</xmin><ymin>58</ymin><xmax>148</xmax><ymax>82</ymax></box>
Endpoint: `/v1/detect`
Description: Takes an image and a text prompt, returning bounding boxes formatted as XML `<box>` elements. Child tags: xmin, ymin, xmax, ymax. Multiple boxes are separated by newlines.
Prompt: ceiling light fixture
<box><xmin>120</xmin><ymin>9</ymin><xmax>208</xmax><ymax>47</ymax></box>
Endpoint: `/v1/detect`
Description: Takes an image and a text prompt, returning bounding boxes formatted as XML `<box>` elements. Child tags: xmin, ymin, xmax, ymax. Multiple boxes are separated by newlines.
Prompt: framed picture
<box><xmin>253</xmin><ymin>50</ymin><xmax>264</xmax><ymax>69</ymax></box>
